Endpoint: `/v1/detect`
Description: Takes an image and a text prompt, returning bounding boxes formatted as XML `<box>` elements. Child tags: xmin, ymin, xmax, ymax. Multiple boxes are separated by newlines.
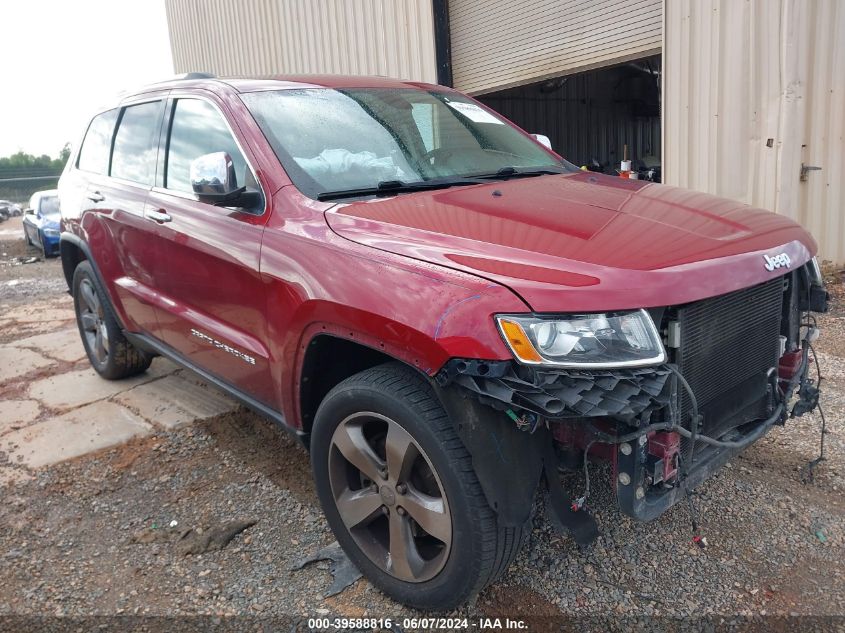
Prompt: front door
<box><xmin>145</xmin><ymin>96</ymin><xmax>274</xmax><ymax>405</ymax></box>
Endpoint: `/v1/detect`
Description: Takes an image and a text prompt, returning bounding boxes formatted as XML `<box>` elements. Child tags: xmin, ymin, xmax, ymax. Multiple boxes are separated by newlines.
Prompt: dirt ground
<box><xmin>1</xmin><ymin>221</ymin><xmax>844</xmax><ymax>631</ymax></box>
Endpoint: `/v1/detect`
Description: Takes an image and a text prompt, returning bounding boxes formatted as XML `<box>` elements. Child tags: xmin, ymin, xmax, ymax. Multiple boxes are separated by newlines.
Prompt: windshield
<box><xmin>242</xmin><ymin>88</ymin><xmax>575</xmax><ymax>200</ymax></box>
<box><xmin>39</xmin><ymin>196</ymin><xmax>60</xmax><ymax>217</ymax></box>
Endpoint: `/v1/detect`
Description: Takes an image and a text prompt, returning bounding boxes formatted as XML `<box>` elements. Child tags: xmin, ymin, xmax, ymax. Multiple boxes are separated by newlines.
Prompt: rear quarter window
<box><xmin>77</xmin><ymin>109</ymin><xmax>118</xmax><ymax>174</ymax></box>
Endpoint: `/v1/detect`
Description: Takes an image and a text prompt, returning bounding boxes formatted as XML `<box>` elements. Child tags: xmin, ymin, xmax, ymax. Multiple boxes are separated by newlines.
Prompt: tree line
<box><xmin>0</xmin><ymin>144</ymin><xmax>72</xmax><ymax>171</ymax></box>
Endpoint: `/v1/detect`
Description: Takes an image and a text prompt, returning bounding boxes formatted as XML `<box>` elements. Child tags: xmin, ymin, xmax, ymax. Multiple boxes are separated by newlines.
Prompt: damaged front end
<box><xmin>434</xmin><ymin>263</ymin><xmax>828</xmax><ymax>539</ymax></box>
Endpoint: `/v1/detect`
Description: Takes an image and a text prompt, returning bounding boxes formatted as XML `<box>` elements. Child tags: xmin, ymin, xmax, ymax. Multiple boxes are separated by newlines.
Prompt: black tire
<box><xmin>311</xmin><ymin>362</ymin><xmax>525</xmax><ymax>610</ymax></box>
<box><xmin>72</xmin><ymin>260</ymin><xmax>152</xmax><ymax>380</ymax></box>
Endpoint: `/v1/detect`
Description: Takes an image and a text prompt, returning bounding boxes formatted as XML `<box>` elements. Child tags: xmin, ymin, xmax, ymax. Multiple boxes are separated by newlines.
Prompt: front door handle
<box><xmin>86</xmin><ymin>191</ymin><xmax>105</xmax><ymax>203</ymax></box>
<box><xmin>146</xmin><ymin>209</ymin><xmax>172</xmax><ymax>223</ymax></box>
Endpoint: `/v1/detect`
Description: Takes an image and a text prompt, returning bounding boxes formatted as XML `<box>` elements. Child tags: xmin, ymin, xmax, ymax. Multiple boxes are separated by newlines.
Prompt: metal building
<box><xmin>164</xmin><ymin>0</ymin><xmax>845</xmax><ymax>263</ymax></box>
<box><xmin>663</xmin><ymin>0</ymin><xmax>844</xmax><ymax>267</ymax></box>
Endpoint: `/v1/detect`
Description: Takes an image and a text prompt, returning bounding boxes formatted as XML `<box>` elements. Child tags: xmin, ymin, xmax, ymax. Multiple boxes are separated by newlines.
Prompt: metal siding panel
<box><xmin>164</xmin><ymin>0</ymin><xmax>438</xmax><ymax>83</ymax></box>
<box><xmin>804</xmin><ymin>0</ymin><xmax>845</xmax><ymax>257</ymax></box>
<box><xmin>286</xmin><ymin>0</ymin><xmax>304</xmax><ymax>73</ymax></box>
<box><xmin>265</xmin><ymin>0</ymin><xmax>283</xmax><ymax>72</ymax></box>
<box><xmin>303</xmin><ymin>0</ymin><xmax>319</xmax><ymax>74</ymax></box>
<box><xmin>375</xmin><ymin>0</ymin><xmax>389</xmax><ymax>76</ymax></box>
<box><xmin>664</xmin><ymin>0</ymin><xmax>845</xmax><ymax>263</ymax></box>
<box><xmin>450</xmin><ymin>0</ymin><xmax>663</xmax><ymax>94</ymax></box>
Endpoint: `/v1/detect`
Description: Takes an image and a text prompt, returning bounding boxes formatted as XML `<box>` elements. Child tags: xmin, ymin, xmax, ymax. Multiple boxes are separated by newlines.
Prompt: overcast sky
<box><xmin>0</xmin><ymin>1</ymin><xmax>174</xmax><ymax>158</ymax></box>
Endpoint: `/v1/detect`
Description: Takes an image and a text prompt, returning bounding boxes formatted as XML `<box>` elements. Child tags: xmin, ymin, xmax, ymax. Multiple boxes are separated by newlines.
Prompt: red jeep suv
<box><xmin>58</xmin><ymin>74</ymin><xmax>827</xmax><ymax>610</ymax></box>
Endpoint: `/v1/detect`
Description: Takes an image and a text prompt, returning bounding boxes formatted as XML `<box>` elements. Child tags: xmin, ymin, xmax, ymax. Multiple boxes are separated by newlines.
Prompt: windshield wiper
<box><xmin>317</xmin><ymin>177</ymin><xmax>484</xmax><ymax>201</ymax></box>
<box><xmin>474</xmin><ymin>166</ymin><xmax>568</xmax><ymax>180</ymax></box>
<box><xmin>316</xmin><ymin>168</ymin><xmax>569</xmax><ymax>201</ymax></box>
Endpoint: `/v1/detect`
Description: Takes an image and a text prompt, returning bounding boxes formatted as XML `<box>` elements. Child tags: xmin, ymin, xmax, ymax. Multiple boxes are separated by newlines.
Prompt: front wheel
<box><xmin>311</xmin><ymin>363</ymin><xmax>525</xmax><ymax>610</ymax></box>
<box><xmin>72</xmin><ymin>260</ymin><xmax>152</xmax><ymax>379</ymax></box>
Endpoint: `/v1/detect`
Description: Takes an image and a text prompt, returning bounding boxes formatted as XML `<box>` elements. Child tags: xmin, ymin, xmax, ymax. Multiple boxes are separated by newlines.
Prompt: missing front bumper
<box><xmin>436</xmin><ymin>349</ymin><xmax>812</xmax><ymax>522</ymax></box>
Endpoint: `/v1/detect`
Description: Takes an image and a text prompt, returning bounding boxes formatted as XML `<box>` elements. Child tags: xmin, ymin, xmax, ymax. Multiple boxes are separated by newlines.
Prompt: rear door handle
<box><xmin>146</xmin><ymin>209</ymin><xmax>172</xmax><ymax>223</ymax></box>
<box><xmin>86</xmin><ymin>191</ymin><xmax>105</xmax><ymax>203</ymax></box>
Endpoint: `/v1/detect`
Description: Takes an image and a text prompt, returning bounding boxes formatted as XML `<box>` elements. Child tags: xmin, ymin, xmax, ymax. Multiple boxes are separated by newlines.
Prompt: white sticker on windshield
<box><xmin>445</xmin><ymin>101</ymin><xmax>504</xmax><ymax>125</ymax></box>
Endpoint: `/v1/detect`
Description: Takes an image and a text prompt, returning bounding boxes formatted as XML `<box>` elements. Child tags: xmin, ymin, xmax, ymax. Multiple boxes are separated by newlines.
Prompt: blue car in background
<box><xmin>23</xmin><ymin>189</ymin><xmax>61</xmax><ymax>257</ymax></box>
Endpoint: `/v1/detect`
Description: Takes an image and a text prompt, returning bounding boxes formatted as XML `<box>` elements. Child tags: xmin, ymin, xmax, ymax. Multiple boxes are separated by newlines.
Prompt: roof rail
<box><xmin>178</xmin><ymin>72</ymin><xmax>216</xmax><ymax>80</ymax></box>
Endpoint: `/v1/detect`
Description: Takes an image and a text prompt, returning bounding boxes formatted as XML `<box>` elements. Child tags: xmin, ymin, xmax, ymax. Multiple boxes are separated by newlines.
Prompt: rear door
<box><xmin>71</xmin><ymin>97</ymin><xmax>167</xmax><ymax>335</ymax></box>
<box><xmin>145</xmin><ymin>94</ymin><xmax>274</xmax><ymax>405</ymax></box>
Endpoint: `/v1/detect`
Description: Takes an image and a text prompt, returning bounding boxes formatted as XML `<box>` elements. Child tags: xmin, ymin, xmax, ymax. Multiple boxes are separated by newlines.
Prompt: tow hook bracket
<box><xmin>792</xmin><ymin>380</ymin><xmax>820</xmax><ymax>418</ymax></box>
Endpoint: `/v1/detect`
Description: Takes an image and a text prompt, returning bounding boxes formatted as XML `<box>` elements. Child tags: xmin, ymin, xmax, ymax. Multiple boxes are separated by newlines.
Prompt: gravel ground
<box><xmin>1</xmin><ymin>228</ymin><xmax>844</xmax><ymax>631</ymax></box>
<box><xmin>0</xmin><ymin>217</ymin><xmax>67</xmax><ymax>308</ymax></box>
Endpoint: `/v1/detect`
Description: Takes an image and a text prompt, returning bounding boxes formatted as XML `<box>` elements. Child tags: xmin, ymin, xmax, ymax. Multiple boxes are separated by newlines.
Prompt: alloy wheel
<box><xmin>78</xmin><ymin>278</ymin><xmax>109</xmax><ymax>364</ymax></box>
<box><xmin>328</xmin><ymin>412</ymin><xmax>452</xmax><ymax>583</ymax></box>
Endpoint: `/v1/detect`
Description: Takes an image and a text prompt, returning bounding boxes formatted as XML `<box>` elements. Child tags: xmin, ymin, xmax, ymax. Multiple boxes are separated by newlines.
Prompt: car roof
<box><xmin>223</xmin><ymin>75</ymin><xmax>444</xmax><ymax>93</ymax></box>
<box><xmin>127</xmin><ymin>74</ymin><xmax>445</xmax><ymax>99</ymax></box>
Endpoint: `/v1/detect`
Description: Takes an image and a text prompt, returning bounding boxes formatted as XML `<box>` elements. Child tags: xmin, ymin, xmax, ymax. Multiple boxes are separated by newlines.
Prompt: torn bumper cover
<box><xmin>435</xmin><ymin>358</ymin><xmax>672</xmax><ymax>420</ymax></box>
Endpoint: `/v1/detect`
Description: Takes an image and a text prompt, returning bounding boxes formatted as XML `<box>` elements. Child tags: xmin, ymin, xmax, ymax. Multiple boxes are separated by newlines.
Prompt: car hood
<box><xmin>324</xmin><ymin>171</ymin><xmax>816</xmax><ymax>312</ymax></box>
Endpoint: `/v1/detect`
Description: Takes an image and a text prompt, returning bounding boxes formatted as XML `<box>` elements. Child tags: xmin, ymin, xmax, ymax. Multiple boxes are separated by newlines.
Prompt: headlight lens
<box><xmin>496</xmin><ymin>309</ymin><xmax>666</xmax><ymax>368</ymax></box>
<box><xmin>43</xmin><ymin>228</ymin><xmax>60</xmax><ymax>237</ymax></box>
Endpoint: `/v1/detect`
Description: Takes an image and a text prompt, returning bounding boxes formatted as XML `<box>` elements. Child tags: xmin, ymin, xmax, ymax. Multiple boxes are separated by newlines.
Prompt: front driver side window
<box><xmin>165</xmin><ymin>98</ymin><xmax>250</xmax><ymax>195</ymax></box>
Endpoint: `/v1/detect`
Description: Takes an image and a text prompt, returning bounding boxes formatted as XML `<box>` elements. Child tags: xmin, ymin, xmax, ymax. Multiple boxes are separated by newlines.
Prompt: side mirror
<box><xmin>190</xmin><ymin>152</ymin><xmax>261</xmax><ymax>209</ymax></box>
<box><xmin>191</xmin><ymin>152</ymin><xmax>238</xmax><ymax>199</ymax></box>
<box><xmin>531</xmin><ymin>134</ymin><xmax>553</xmax><ymax>150</ymax></box>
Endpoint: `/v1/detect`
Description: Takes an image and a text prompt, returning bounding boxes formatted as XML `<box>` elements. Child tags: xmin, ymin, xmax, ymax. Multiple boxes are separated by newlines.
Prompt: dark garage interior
<box><xmin>479</xmin><ymin>54</ymin><xmax>662</xmax><ymax>179</ymax></box>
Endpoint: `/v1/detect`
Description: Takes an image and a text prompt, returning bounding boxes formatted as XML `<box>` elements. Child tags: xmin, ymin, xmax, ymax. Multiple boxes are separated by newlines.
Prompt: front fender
<box><xmin>261</xmin><ymin>187</ymin><xmax>531</xmax><ymax>428</ymax></box>
<box><xmin>274</xmin><ymin>280</ymin><xmax>526</xmax><ymax>429</ymax></box>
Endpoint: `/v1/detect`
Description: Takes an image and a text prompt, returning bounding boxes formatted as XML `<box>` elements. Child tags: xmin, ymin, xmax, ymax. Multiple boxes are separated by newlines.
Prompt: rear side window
<box><xmin>77</xmin><ymin>109</ymin><xmax>118</xmax><ymax>174</ymax></box>
<box><xmin>111</xmin><ymin>101</ymin><xmax>164</xmax><ymax>186</ymax></box>
<box><xmin>165</xmin><ymin>98</ymin><xmax>250</xmax><ymax>194</ymax></box>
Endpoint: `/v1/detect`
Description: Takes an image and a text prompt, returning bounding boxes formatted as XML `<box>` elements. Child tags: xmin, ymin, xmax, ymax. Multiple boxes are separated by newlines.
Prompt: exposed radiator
<box><xmin>675</xmin><ymin>277</ymin><xmax>784</xmax><ymax>452</ymax></box>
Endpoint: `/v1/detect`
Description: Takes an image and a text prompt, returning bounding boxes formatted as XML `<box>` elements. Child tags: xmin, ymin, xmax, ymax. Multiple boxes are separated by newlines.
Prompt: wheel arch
<box><xmin>59</xmin><ymin>233</ymin><xmax>90</xmax><ymax>293</ymax></box>
<box><xmin>297</xmin><ymin>332</ymin><xmax>417</xmax><ymax>437</ymax></box>
<box><xmin>60</xmin><ymin>234</ymin><xmax>131</xmax><ymax>334</ymax></box>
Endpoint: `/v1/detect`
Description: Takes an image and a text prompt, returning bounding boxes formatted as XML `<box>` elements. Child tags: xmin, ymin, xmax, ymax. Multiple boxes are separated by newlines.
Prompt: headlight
<box><xmin>496</xmin><ymin>309</ymin><xmax>666</xmax><ymax>368</ymax></box>
<box><xmin>43</xmin><ymin>228</ymin><xmax>60</xmax><ymax>237</ymax></box>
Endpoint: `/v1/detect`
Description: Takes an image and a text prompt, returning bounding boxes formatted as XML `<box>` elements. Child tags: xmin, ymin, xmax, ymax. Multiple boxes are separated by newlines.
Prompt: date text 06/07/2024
<box><xmin>306</xmin><ymin>617</ymin><xmax>527</xmax><ymax>630</ymax></box>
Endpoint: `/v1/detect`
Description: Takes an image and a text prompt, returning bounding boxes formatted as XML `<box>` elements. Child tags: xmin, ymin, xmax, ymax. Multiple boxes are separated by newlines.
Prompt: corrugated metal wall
<box><xmin>664</xmin><ymin>0</ymin><xmax>845</xmax><ymax>264</ymax></box>
<box><xmin>480</xmin><ymin>59</ymin><xmax>661</xmax><ymax>168</ymax></box>
<box><xmin>165</xmin><ymin>0</ymin><xmax>438</xmax><ymax>83</ymax></box>
<box><xmin>449</xmin><ymin>0</ymin><xmax>663</xmax><ymax>95</ymax></box>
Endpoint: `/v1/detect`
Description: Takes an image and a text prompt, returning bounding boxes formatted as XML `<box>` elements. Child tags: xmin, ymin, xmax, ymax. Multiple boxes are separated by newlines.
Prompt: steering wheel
<box><xmin>421</xmin><ymin>147</ymin><xmax>455</xmax><ymax>167</ymax></box>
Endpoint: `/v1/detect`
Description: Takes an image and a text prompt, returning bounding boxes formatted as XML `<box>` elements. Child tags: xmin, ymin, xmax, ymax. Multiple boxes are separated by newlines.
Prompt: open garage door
<box><xmin>480</xmin><ymin>56</ymin><xmax>662</xmax><ymax>178</ymax></box>
<box><xmin>449</xmin><ymin>0</ymin><xmax>662</xmax><ymax>95</ymax></box>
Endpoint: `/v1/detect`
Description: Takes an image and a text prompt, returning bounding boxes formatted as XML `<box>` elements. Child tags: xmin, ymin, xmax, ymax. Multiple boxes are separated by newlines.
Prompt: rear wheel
<box><xmin>72</xmin><ymin>260</ymin><xmax>152</xmax><ymax>379</ymax></box>
<box><xmin>311</xmin><ymin>363</ymin><xmax>525</xmax><ymax>610</ymax></box>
